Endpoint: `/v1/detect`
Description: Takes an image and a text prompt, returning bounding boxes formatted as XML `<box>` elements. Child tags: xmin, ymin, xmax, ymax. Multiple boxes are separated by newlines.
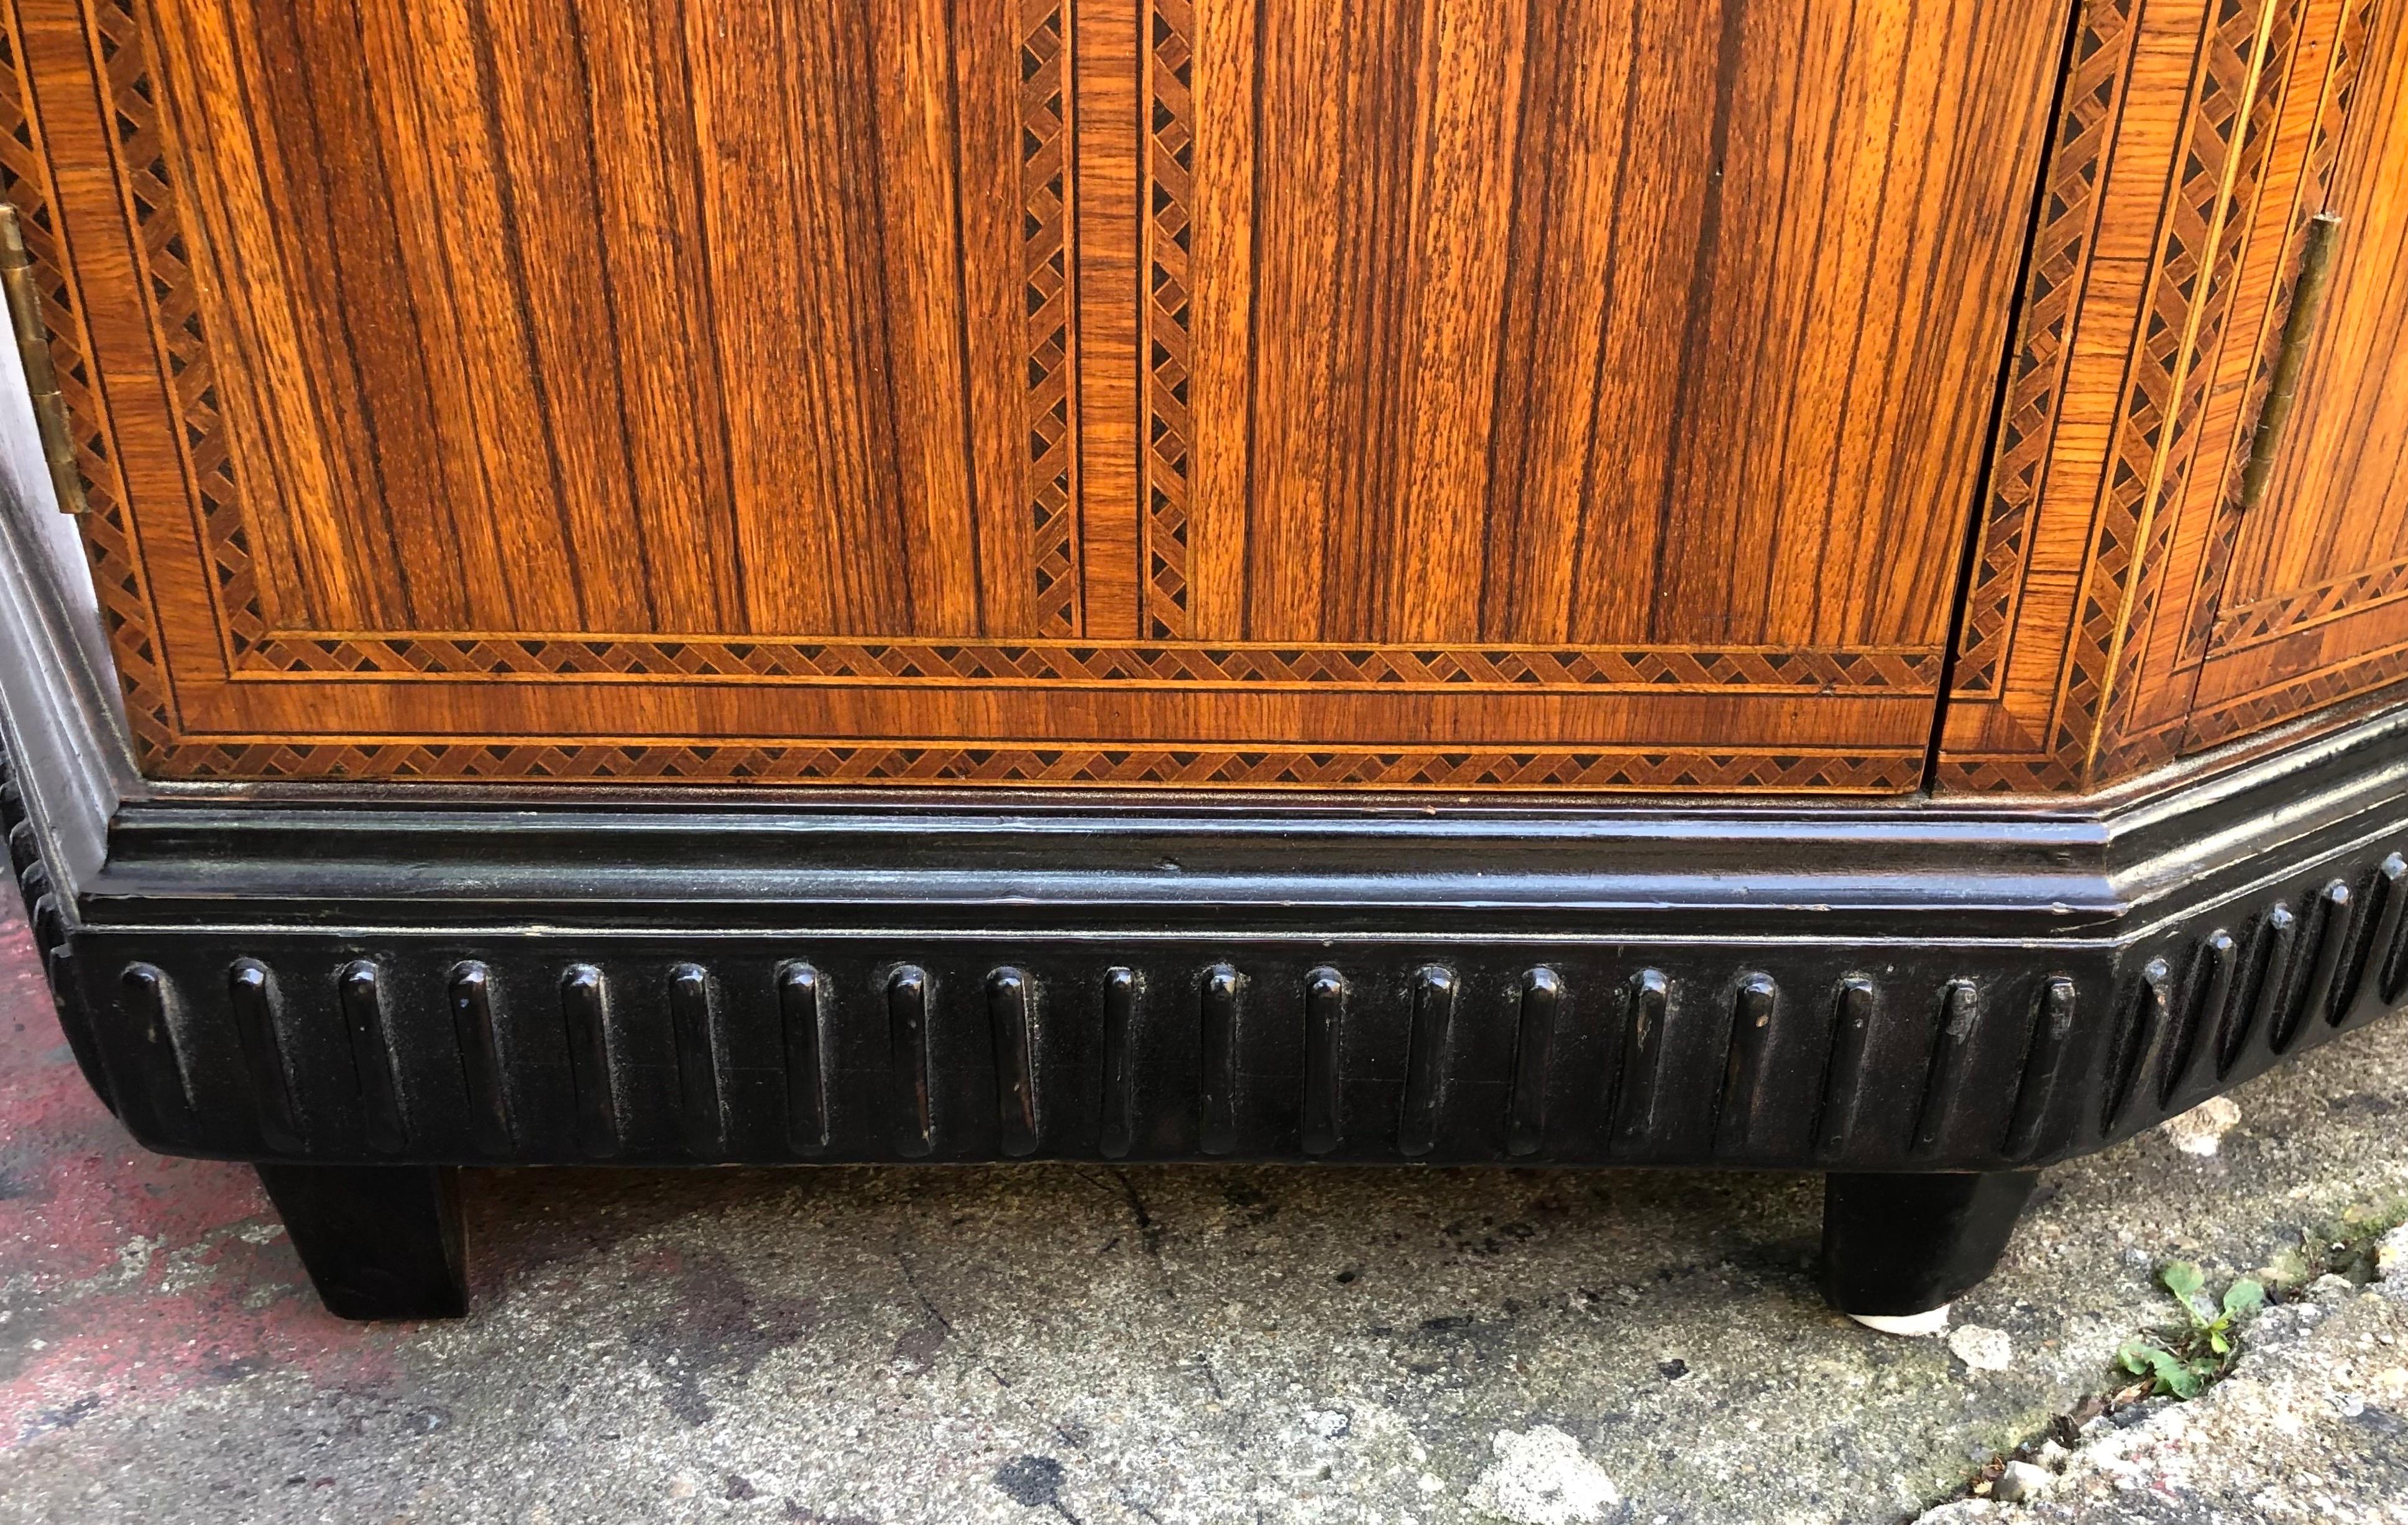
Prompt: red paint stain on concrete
<box><xmin>0</xmin><ymin>909</ymin><xmax>410</xmax><ymax>1446</ymax></box>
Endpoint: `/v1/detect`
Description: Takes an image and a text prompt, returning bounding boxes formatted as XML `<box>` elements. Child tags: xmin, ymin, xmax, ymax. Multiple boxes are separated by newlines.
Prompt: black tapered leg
<box><xmin>1819</xmin><ymin>1170</ymin><xmax>2037</xmax><ymax>1317</ymax></box>
<box><xmin>255</xmin><ymin>1163</ymin><xmax>468</xmax><ymax>1321</ymax></box>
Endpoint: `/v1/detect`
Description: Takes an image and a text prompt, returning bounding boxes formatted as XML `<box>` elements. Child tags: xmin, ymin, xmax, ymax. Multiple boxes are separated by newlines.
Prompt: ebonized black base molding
<box><xmin>5</xmin><ymin>493</ymin><xmax>2407</xmax><ymax>1319</ymax></box>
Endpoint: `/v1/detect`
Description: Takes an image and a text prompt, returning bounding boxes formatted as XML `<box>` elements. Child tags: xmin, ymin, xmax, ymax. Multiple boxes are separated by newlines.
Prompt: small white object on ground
<box><xmin>1947</xmin><ymin>1324</ymin><xmax>2013</xmax><ymax>1372</ymax></box>
<box><xmin>1991</xmin><ymin>1460</ymin><xmax>2053</xmax><ymax>1503</ymax></box>
<box><xmin>1466</xmin><ymin>1426</ymin><xmax>1622</xmax><ymax>1525</ymax></box>
<box><xmin>1851</xmin><ymin>1306</ymin><xmax>1951</xmax><ymax>1337</ymax></box>
<box><xmin>2160</xmin><ymin>1096</ymin><xmax>2242</xmax><ymax>1156</ymax></box>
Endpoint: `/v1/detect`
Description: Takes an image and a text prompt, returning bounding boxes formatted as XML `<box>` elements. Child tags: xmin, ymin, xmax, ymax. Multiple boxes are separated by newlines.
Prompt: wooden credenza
<box><xmin>12</xmin><ymin>0</ymin><xmax>2408</xmax><ymax>1323</ymax></box>
<box><xmin>2</xmin><ymin>0</ymin><xmax>2399</xmax><ymax>795</ymax></box>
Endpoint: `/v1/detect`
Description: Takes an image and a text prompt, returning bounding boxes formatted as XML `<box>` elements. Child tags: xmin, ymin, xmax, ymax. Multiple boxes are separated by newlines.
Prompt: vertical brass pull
<box><xmin>2236</xmin><ymin>211</ymin><xmax>2342</xmax><ymax>515</ymax></box>
<box><xmin>0</xmin><ymin>203</ymin><xmax>87</xmax><ymax>515</ymax></box>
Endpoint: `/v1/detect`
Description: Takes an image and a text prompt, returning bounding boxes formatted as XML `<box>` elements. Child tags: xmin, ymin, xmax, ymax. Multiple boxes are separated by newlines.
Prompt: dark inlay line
<box><xmin>1099</xmin><ymin>968</ymin><xmax>1139</xmax><ymax>1160</ymax></box>
<box><xmin>1507</xmin><ymin>968</ymin><xmax>1562</xmax><ymax>1158</ymax></box>
<box><xmin>2005</xmin><ymin>976</ymin><xmax>2078</xmax><ymax>1160</ymax></box>
<box><xmin>1714</xmin><ymin>973</ymin><xmax>1778</xmax><ymax>1155</ymax></box>
<box><xmin>1913</xmin><ymin>979</ymin><xmax>1980</xmax><ymax>1155</ymax></box>
<box><xmin>1397</xmin><ymin>965</ymin><xmax>1455</xmax><ymax>1158</ymax></box>
<box><xmin>1608</xmin><ymin>969</ymin><xmax>1667</xmax><ymax>1153</ymax></box>
<box><xmin>339</xmin><ymin>961</ymin><xmax>407</xmax><ymax>1155</ymax></box>
<box><xmin>120</xmin><ymin>963</ymin><xmax>195</xmax><ymax>1137</ymax></box>
<box><xmin>1816</xmin><ymin>977</ymin><xmax>1876</xmax><ymax>1157</ymax></box>
<box><xmin>889</xmin><ymin>965</ymin><xmax>933</xmax><ymax>1158</ymax></box>
<box><xmin>1301</xmin><ymin>968</ymin><xmax>1345</xmax><ymax>1156</ymax></box>
<box><xmin>2162</xmin><ymin>933</ymin><xmax>2236</xmax><ymax>1106</ymax></box>
<box><xmin>448</xmin><ymin>962</ymin><xmax>513</xmax><ymax>1154</ymax></box>
<box><xmin>988</xmin><ymin>968</ymin><xmax>1041</xmax><ymax>1158</ymax></box>
<box><xmin>560</xmin><ymin>964</ymin><xmax>618</xmax><ymax>1158</ymax></box>
<box><xmin>2371</xmin><ymin>853</ymin><xmax>2408</xmax><ymax>1008</ymax></box>
<box><xmin>2102</xmin><ymin>959</ymin><xmax>2172</xmax><ymax>1133</ymax></box>
<box><xmin>228</xmin><ymin>960</ymin><xmax>301</xmax><ymax>1153</ymax></box>
<box><xmin>779</xmin><ymin>963</ymin><xmax>830</xmax><ymax>1155</ymax></box>
<box><xmin>1198</xmin><ymin>964</ymin><xmax>1240</xmax><ymax>1156</ymax></box>
<box><xmin>669</xmin><ymin>963</ymin><xmax>724</xmax><ymax>1155</ymax></box>
<box><xmin>2220</xmin><ymin>903</ymin><xmax>2295</xmax><ymax>1074</ymax></box>
<box><xmin>2277</xmin><ymin>879</ymin><xmax>2353</xmax><ymax>1051</ymax></box>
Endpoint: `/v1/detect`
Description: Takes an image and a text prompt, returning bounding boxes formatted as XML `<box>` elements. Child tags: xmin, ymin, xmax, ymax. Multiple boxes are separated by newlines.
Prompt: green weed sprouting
<box><xmin>2116</xmin><ymin>1261</ymin><xmax>2265</xmax><ymax>1399</ymax></box>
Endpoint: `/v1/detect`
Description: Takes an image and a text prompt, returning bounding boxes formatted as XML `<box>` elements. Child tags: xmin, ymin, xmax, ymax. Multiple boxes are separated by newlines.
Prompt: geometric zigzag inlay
<box><xmin>2096</xmin><ymin>0</ymin><xmax>2307</xmax><ymax>782</ymax></box>
<box><xmin>154</xmin><ymin>739</ymin><xmax>1928</xmax><ymax>793</ymax></box>
<box><xmin>2061</xmin><ymin>0</ymin><xmax>2268</xmax><ymax>781</ymax></box>
<box><xmin>12</xmin><ymin>0</ymin><xmax>2011</xmax><ymax>792</ymax></box>
<box><xmin>239</xmin><ymin>636</ymin><xmax>1944</xmax><ymax>692</ymax></box>
<box><xmin>1951</xmin><ymin>0</ymin><xmax>2143</xmax><ymax>705</ymax></box>
<box><xmin>2180</xmin><ymin>0</ymin><xmax>2382</xmax><ymax>669</ymax></box>
<box><xmin>2213</xmin><ymin>555</ymin><xmax>2408</xmax><ymax>652</ymax></box>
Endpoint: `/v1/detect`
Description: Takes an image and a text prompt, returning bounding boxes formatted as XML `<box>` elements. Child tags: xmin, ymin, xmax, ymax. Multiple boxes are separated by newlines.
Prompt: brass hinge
<box><xmin>2235</xmin><ymin>211</ymin><xmax>2343</xmax><ymax>516</ymax></box>
<box><xmin>0</xmin><ymin>202</ymin><xmax>89</xmax><ymax>515</ymax></box>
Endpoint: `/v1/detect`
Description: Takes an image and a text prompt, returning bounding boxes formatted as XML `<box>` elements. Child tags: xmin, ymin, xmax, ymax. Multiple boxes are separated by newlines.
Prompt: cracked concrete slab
<box><xmin>1</xmin><ymin>902</ymin><xmax>2403</xmax><ymax>1524</ymax></box>
<box><xmin>1917</xmin><ymin>1229</ymin><xmax>2408</xmax><ymax>1524</ymax></box>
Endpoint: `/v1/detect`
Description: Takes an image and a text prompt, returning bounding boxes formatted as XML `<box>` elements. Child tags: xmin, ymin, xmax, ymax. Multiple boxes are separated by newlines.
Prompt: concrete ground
<box><xmin>1</xmin><ymin>901</ymin><xmax>2404</xmax><ymax>1525</ymax></box>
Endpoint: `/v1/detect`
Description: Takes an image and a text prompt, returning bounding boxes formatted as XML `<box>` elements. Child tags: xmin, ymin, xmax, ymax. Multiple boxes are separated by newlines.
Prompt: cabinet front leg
<box><xmin>1820</xmin><ymin>1170</ymin><xmax>2036</xmax><ymax>1326</ymax></box>
<box><xmin>255</xmin><ymin>1163</ymin><xmax>468</xmax><ymax>1321</ymax></box>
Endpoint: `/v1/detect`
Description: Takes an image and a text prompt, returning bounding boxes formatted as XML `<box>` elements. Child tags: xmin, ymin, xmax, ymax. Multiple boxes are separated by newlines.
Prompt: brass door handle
<box><xmin>2236</xmin><ymin>211</ymin><xmax>2343</xmax><ymax>515</ymax></box>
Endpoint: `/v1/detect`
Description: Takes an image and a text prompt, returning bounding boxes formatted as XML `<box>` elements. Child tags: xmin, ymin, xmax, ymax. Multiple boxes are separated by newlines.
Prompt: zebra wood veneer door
<box><xmin>2182</xmin><ymin>0</ymin><xmax>2408</xmax><ymax>751</ymax></box>
<box><xmin>6</xmin><ymin>1</ymin><xmax>2065</xmax><ymax>790</ymax></box>
<box><xmin>1932</xmin><ymin>0</ymin><xmax>2408</xmax><ymax>793</ymax></box>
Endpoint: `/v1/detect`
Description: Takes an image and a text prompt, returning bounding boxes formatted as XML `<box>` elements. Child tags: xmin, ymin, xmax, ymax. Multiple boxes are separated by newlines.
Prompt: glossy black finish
<box><xmin>341</xmin><ymin>961</ymin><xmax>409</xmax><ymax>1155</ymax></box>
<box><xmin>778</xmin><ymin>963</ymin><xmax>829</xmax><ymax>1155</ymax></box>
<box><xmin>1300</xmin><ymin>968</ymin><xmax>1346</xmax><ymax>1156</ymax></box>
<box><xmin>1820</xmin><ymin>1171</ymin><xmax>2041</xmax><ymax>1317</ymax></box>
<box><xmin>988</xmin><ymin>967</ymin><xmax>1041</xmax><ymax>1158</ymax></box>
<box><xmin>2</xmin><ymin>482</ymin><xmax>2406</xmax><ymax>1319</ymax></box>
<box><xmin>561</xmin><ymin>964</ymin><xmax>618</xmax><ymax>1157</ymax></box>
<box><xmin>1097</xmin><ymin>967</ymin><xmax>1138</xmax><ymax>1159</ymax></box>
<box><xmin>252</xmin><ymin>1163</ymin><xmax>466</xmax><ymax>1321</ymax></box>
<box><xmin>1397</xmin><ymin>966</ymin><xmax>1456</xmax><ymax>1158</ymax></box>
<box><xmin>888</xmin><ymin>966</ymin><xmax>932</xmax><ymax>1159</ymax></box>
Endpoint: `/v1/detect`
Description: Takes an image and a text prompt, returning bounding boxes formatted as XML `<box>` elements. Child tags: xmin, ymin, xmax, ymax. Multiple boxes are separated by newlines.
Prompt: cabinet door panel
<box><xmin>151</xmin><ymin>0</ymin><xmax>1009</xmax><ymax>639</ymax></box>
<box><xmin>12</xmin><ymin>0</ymin><xmax>2064</xmax><ymax>789</ymax></box>
<box><xmin>2184</xmin><ymin>0</ymin><xmax>2408</xmax><ymax>749</ymax></box>
<box><xmin>1930</xmin><ymin>0</ymin><xmax>2407</xmax><ymax>793</ymax></box>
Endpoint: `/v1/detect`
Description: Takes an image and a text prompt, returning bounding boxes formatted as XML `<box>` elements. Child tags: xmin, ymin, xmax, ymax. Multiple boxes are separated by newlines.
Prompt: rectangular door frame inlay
<box><xmin>6</xmin><ymin>0</ymin><xmax>2065</xmax><ymax>789</ymax></box>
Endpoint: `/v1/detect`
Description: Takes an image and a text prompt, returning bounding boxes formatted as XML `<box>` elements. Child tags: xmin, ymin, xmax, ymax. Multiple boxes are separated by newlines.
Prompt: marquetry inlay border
<box><xmin>2090</xmin><ymin>0</ymin><xmax>2315</xmax><ymax>781</ymax></box>
<box><xmin>232</xmin><ymin>634</ymin><xmax>1942</xmax><ymax>695</ymax></box>
<box><xmin>76</xmin><ymin>0</ymin><xmax>1941</xmax><ymax>697</ymax></box>
<box><xmin>0</xmin><ymin>0</ymin><xmax>1942</xmax><ymax>792</ymax></box>
<box><xmin>2177</xmin><ymin>0</ymin><xmax>2378</xmax><ymax>670</ymax></box>
<box><xmin>1949</xmin><ymin>0</ymin><xmax>2141</xmax><ymax>708</ymax></box>
<box><xmin>1139</xmin><ymin>0</ymin><xmax>1193</xmax><ymax>640</ymax></box>
<box><xmin>1022</xmin><ymin>0</ymin><xmax>1083</xmax><ymax>639</ymax></box>
<box><xmin>1938</xmin><ymin>0</ymin><xmax>2406</xmax><ymax>794</ymax></box>
<box><xmin>145</xmin><ymin>739</ymin><xmax>1927</xmax><ymax>794</ymax></box>
<box><xmin>0</xmin><ymin>0</ymin><xmax>172</xmax><ymax>763</ymax></box>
